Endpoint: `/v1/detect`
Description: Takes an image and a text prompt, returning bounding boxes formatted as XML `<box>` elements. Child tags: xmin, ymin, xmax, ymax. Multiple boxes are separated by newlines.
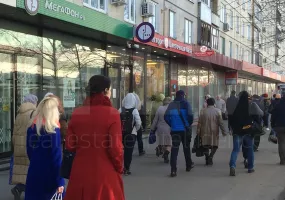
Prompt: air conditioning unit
<box><xmin>262</xmin><ymin>27</ymin><xmax>266</xmax><ymax>32</ymax></box>
<box><xmin>223</xmin><ymin>23</ymin><xmax>230</xmax><ymax>32</ymax></box>
<box><xmin>141</xmin><ymin>2</ymin><xmax>154</xmax><ymax>17</ymax></box>
<box><xmin>263</xmin><ymin>58</ymin><xmax>267</xmax><ymax>63</ymax></box>
<box><xmin>110</xmin><ymin>0</ymin><xmax>127</xmax><ymax>6</ymax></box>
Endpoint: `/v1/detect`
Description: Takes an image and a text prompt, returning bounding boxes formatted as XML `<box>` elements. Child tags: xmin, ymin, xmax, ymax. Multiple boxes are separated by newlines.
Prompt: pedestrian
<box><xmin>120</xmin><ymin>93</ymin><xmax>142</xmax><ymax>175</ymax></box>
<box><xmin>261</xmin><ymin>93</ymin><xmax>270</xmax><ymax>131</ymax></box>
<box><xmin>215</xmin><ymin>95</ymin><xmax>226</xmax><ymax>119</ymax></box>
<box><xmin>151</xmin><ymin>97</ymin><xmax>172</xmax><ymax>163</ymax></box>
<box><xmin>151</xmin><ymin>93</ymin><xmax>165</xmax><ymax>123</ymax></box>
<box><xmin>271</xmin><ymin>95</ymin><xmax>285</xmax><ymax>165</ymax></box>
<box><xmin>269</xmin><ymin>94</ymin><xmax>281</xmax><ymax>143</ymax></box>
<box><xmin>226</xmin><ymin>90</ymin><xmax>239</xmax><ymax>132</ymax></box>
<box><xmin>197</xmin><ymin>98</ymin><xmax>227</xmax><ymax>166</ymax></box>
<box><xmin>133</xmin><ymin>93</ymin><xmax>146</xmax><ymax>156</ymax></box>
<box><xmin>164</xmin><ymin>90</ymin><xmax>194</xmax><ymax>177</ymax></box>
<box><xmin>251</xmin><ymin>94</ymin><xmax>263</xmax><ymax>151</ymax></box>
<box><xmin>44</xmin><ymin>93</ymin><xmax>68</xmax><ymax>142</ymax></box>
<box><xmin>64</xmin><ymin>75</ymin><xmax>125</xmax><ymax>200</ymax></box>
<box><xmin>203</xmin><ymin>94</ymin><xmax>211</xmax><ymax>108</ymax></box>
<box><xmin>11</xmin><ymin>94</ymin><xmax>38</xmax><ymax>200</ymax></box>
<box><xmin>229</xmin><ymin>91</ymin><xmax>263</xmax><ymax>176</ymax></box>
<box><xmin>25</xmin><ymin>96</ymin><xmax>65</xmax><ymax>200</ymax></box>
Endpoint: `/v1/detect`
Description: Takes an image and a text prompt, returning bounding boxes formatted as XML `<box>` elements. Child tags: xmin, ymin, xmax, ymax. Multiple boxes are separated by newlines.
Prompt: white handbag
<box><xmin>51</xmin><ymin>193</ymin><xmax>62</xmax><ymax>200</ymax></box>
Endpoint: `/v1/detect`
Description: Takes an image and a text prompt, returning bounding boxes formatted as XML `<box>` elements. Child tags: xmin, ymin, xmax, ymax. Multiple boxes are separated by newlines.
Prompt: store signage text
<box><xmin>45</xmin><ymin>0</ymin><xmax>85</xmax><ymax>20</ymax></box>
<box><xmin>262</xmin><ymin>68</ymin><xmax>270</xmax><ymax>77</ymax></box>
<box><xmin>225</xmin><ymin>71</ymin><xmax>238</xmax><ymax>85</ymax></box>
<box><xmin>150</xmin><ymin>35</ymin><xmax>192</xmax><ymax>54</ymax></box>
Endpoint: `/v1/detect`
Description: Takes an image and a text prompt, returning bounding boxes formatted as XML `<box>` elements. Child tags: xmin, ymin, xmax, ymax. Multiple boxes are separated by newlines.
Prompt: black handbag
<box><xmin>192</xmin><ymin>135</ymin><xmax>204</xmax><ymax>157</ymax></box>
<box><xmin>61</xmin><ymin>148</ymin><xmax>75</xmax><ymax>179</ymax></box>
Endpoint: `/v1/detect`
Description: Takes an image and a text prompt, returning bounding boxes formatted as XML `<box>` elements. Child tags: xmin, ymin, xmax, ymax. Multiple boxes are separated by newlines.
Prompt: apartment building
<box><xmin>0</xmin><ymin>0</ymin><xmax>283</xmax><ymax>158</ymax></box>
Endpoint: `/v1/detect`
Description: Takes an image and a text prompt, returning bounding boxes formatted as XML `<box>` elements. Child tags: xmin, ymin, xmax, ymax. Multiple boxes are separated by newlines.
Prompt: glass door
<box><xmin>107</xmin><ymin>65</ymin><xmax>131</xmax><ymax>109</ymax></box>
<box><xmin>0</xmin><ymin>53</ymin><xmax>13</xmax><ymax>157</ymax></box>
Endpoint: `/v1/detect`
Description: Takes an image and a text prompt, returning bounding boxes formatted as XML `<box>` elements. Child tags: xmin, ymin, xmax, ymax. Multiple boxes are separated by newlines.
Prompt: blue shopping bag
<box><xmin>9</xmin><ymin>155</ymin><xmax>14</xmax><ymax>185</ymax></box>
<box><xmin>148</xmin><ymin>130</ymin><xmax>156</xmax><ymax>144</ymax></box>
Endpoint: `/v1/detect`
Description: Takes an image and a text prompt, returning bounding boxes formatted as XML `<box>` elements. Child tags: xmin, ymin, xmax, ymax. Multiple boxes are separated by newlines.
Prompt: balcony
<box><xmin>212</xmin><ymin>12</ymin><xmax>220</xmax><ymax>27</ymax></box>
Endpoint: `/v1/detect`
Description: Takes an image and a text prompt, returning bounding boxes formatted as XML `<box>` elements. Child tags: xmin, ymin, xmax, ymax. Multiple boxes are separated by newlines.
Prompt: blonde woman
<box><xmin>25</xmin><ymin>97</ymin><xmax>65</xmax><ymax>200</ymax></box>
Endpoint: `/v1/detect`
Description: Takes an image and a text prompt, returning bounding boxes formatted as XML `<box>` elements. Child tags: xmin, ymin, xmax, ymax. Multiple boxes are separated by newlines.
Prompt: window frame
<box><xmin>236</xmin><ymin>16</ymin><xmax>240</xmax><ymax>33</ymax></box>
<box><xmin>242</xmin><ymin>21</ymin><xmax>245</xmax><ymax>37</ymax></box>
<box><xmin>247</xmin><ymin>24</ymin><xmax>251</xmax><ymax>40</ymax></box>
<box><xmin>221</xmin><ymin>37</ymin><xmax>226</xmax><ymax>55</ymax></box>
<box><xmin>184</xmin><ymin>19</ymin><xmax>193</xmax><ymax>44</ymax></box>
<box><xmin>236</xmin><ymin>44</ymin><xmax>239</xmax><ymax>59</ymax></box>
<box><xmin>229</xmin><ymin>41</ymin><xmax>233</xmax><ymax>58</ymax></box>
<box><xmin>124</xmin><ymin>0</ymin><xmax>136</xmax><ymax>24</ymax></box>
<box><xmin>149</xmin><ymin>1</ymin><xmax>158</xmax><ymax>31</ymax></box>
<box><xmin>83</xmin><ymin>0</ymin><xmax>107</xmax><ymax>13</ymax></box>
<box><xmin>169</xmin><ymin>10</ymin><xmax>176</xmax><ymax>38</ymax></box>
<box><xmin>220</xmin><ymin>4</ymin><xmax>226</xmax><ymax>23</ymax></box>
<box><xmin>211</xmin><ymin>27</ymin><xmax>219</xmax><ymax>50</ymax></box>
<box><xmin>230</xmin><ymin>10</ymin><xmax>234</xmax><ymax>29</ymax></box>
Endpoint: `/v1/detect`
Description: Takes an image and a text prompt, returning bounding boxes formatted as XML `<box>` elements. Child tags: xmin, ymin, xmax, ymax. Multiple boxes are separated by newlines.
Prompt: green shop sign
<box><xmin>17</xmin><ymin>0</ymin><xmax>133</xmax><ymax>39</ymax></box>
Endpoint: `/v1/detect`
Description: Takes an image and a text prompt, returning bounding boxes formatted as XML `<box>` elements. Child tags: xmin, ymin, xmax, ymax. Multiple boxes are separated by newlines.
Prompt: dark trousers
<box><xmin>136</xmin><ymin>128</ymin><xmax>144</xmax><ymax>153</ymax></box>
<box><xmin>123</xmin><ymin>134</ymin><xmax>136</xmax><ymax>170</ymax></box>
<box><xmin>228</xmin><ymin>115</ymin><xmax>234</xmax><ymax>131</ymax></box>
<box><xmin>254</xmin><ymin>135</ymin><xmax>261</xmax><ymax>151</ymax></box>
<box><xmin>274</xmin><ymin>127</ymin><xmax>285</xmax><ymax>164</ymax></box>
<box><xmin>204</xmin><ymin>147</ymin><xmax>218</xmax><ymax>158</ymax></box>
<box><xmin>263</xmin><ymin>114</ymin><xmax>269</xmax><ymax>128</ymax></box>
<box><xmin>170</xmin><ymin>131</ymin><xmax>192</xmax><ymax>171</ymax></box>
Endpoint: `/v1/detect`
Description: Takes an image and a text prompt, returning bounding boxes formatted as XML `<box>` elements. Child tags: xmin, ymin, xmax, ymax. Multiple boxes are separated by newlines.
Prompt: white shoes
<box><xmin>266</xmin><ymin>128</ymin><xmax>270</xmax><ymax>131</ymax></box>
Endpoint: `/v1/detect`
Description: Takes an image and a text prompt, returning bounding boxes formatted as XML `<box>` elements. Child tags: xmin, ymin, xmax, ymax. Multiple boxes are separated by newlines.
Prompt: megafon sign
<box><xmin>134</xmin><ymin>33</ymin><xmax>192</xmax><ymax>56</ymax></box>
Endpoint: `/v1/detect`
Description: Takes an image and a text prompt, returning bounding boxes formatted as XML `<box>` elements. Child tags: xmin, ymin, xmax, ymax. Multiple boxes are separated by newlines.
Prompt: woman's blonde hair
<box><xmin>33</xmin><ymin>97</ymin><xmax>60</xmax><ymax>135</ymax></box>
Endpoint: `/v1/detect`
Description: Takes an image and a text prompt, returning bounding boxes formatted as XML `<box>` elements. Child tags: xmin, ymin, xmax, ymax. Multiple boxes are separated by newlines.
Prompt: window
<box><xmin>242</xmin><ymin>21</ymin><xmax>245</xmax><ymax>37</ymax></box>
<box><xmin>201</xmin><ymin>22</ymin><xmax>211</xmax><ymax>46</ymax></box>
<box><xmin>169</xmin><ymin>11</ymin><xmax>175</xmax><ymax>38</ymax></box>
<box><xmin>184</xmin><ymin>19</ymin><xmax>192</xmax><ymax>44</ymax></box>
<box><xmin>221</xmin><ymin>37</ymin><xmax>225</xmax><ymax>55</ymax></box>
<box><xmin>241</xmin><ymin>47</ymin><xmax>244</xmax><ymax>60</ymax></box>
<box><xmin>248</xmin><ymin>0</ymin><xmax>251</xmax><ymax>13</ymax></box>
<box><xmin>211</xmin><ymin>27</ymin><xmax>219</xmax><ymax>49</ymax></box>
<box><xmin>149</xmin><ymin>2</ymin><xmax>158</xmax><ymax>31</ymax></box>
<box><xmin>230</xmin><ymin>10</ymin><xmax>234</xmax><ymax>28</ymax></box>
<box><xmin>247</xmin><ymin>24</ymin><xmax>251</xmax><ymax>40</ymax></box>
<box><xmin>220</xmin><ymin>4</ymin><xmax>226</xmax><ymax>23</ymax></box>
<box><xmin>83</xmin><ymin>0</ymin><xmax>106</xmax><ymax>12</ymax></box>
<box><xmin>236</xmin><ymin>45</ymin><xmax>239</xmax><ymax>59</ymax></box>
<box><xmin>124</xmin><ymin>0</ymin><xmax>135</xmax><ymax>23</ymax></box>
<box><xmin>242</xmin><ymin>0</ymin><xmax>246</xmax><ymax>10</ymax></box>
<box><xmin>201</xmin><ymin>0</ymin><xmax>211</xmax><ymax>7</ymax></box>
<box><xmin>236</xmin><ymin>16</ymin><xmax>240</xmax><ymax>33</ymax></box>
<box><xmin>229</xmin><ymin>41</ymin><xmax>233</xmax><ymax>58</ymax></box>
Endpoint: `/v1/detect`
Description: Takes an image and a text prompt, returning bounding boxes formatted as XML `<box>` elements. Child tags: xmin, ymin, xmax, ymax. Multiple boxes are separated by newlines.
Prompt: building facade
<box><xmin>0</xmin><ymin>0</ymin><xmax>283</xmax><ymax>157</ymax></box>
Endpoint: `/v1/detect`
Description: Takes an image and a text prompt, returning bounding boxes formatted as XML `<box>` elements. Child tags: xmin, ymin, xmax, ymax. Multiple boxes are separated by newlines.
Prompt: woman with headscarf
<box><xmin>119</xmin><ymin>93</ymin><xmax>142</xmax><ymax>175</ymax></box>
<box><xmin>11</xmin><ymin>94</ymin><xmax>38</xmax><ymax>200</ymax></box>
<box><xmin>151</xmin><ymin>97</ymin><xmax>172</xmax><ymax>163</ymax></box>
<box><xmin>151</xmin><ymin>94</ymin><xmax>165</xmax><ymax>124</ymax></box>
<box><xmin>229</xmin><ymin>91</ymin><xmax>263</xmax><ymax>176</ymax></box>
<box><xmin>64</xmin><ymin>75</ymin><xmax>125</xmax><ymax>200</ymax></box>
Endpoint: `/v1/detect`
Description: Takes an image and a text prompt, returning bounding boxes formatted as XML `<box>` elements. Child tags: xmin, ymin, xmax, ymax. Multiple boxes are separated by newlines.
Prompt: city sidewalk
<box><xmin>1</xmin><ymin>127</ymin><xmax>285</xmax><ymax>200</ymax></box>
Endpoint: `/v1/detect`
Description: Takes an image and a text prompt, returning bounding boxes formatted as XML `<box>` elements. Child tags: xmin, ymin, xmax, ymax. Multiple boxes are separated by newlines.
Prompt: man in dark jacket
<box><xmin>164</xmin><ymin>90</ymin><xmax>194</xmax><ymax>177</ymax></box>
<box><xmin>271</xmin><ymin>96</ymin><xmax>285</xmax><ymax>165</ymax></box>
<box><xmin>226</xmin><ymin>90</ymin><xmax>239</xmax><ymax>131</ymax></box>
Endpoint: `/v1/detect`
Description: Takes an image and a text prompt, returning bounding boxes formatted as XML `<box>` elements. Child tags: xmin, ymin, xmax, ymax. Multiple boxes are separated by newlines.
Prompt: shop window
<box><xmin>124</xmin><ymin>0</ymin><xmax>136</xmax><ymax>24</ymax></box>
<box><xmin>199</xmin><ymin>69</ymin><xmax>209</xmax><ymax>111</ymax></box>
<box><xmin>184</xmin><ymin>19</ymin><xmax>192</xmax><ymax>44</ymax></box>
<box><xmin>211</xmin><ymin>27</ymin><xmax>219</xmax><ymax>50</ymax></box>
<box><xmin>146</xmin><ymin>55</ymin><xmax>169</xmax><ymax>127</ymax></box>
<box><xmin>83</xmin><ymin>0</ymin><xmax>106</xmax><ymax>13</ymax></box>
<box><xmin>149</xmin><ymin>2</ymin><xmax>158</xmax><ymax>31</ymax></box>
<box><xmin>169</xmin><ymin>11</ymin><xmax>176</xmax><ymax>38</ymax></box>
<box><xmin>133</xmin><ymin>51</ymin><xmax>145</xmax><ymax>109</ymax></box>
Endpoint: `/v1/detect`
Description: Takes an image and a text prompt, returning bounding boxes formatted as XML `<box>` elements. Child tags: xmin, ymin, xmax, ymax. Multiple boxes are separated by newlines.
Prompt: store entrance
<box><xmin>0</xmin><ymin>52</ymin><xmax>41</xmax><ymax>158</ymax></box>
<box><xmin>107</xmin><ymin>64</ymin><xmax>131</xmax><ymax>109</ymax></box>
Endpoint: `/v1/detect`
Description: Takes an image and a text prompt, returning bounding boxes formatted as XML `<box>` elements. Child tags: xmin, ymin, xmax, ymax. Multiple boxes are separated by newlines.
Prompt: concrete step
<box><xmin>0</xmin><ymin>158</ymin><xmax>10</xmax><ymax>171</ymax></box>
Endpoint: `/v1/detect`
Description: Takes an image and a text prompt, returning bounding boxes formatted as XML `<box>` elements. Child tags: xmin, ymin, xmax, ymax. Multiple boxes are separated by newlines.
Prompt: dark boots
<box><xmin>163</xmin><ymin>150</ymin><xmax>170</xmax><ymax>163</ymax></box>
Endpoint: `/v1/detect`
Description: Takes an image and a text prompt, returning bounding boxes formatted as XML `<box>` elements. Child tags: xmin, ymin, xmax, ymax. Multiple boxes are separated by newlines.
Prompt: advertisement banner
<box><xmin>225</xmin><ymin>71</ymin><xmax>238</xmax><ymax>85</ymax></box>
<box><xmin>63</xmin><ymin>78</ymin><xmax>75</xmax><ymax>108</ymax></box>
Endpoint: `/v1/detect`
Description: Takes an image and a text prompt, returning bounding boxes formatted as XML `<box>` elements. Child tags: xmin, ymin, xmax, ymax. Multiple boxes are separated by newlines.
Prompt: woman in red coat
<box><xmin>64</xmin><ymin>75</ymin><xmax>125</xmax><ymax>200</ymax></box>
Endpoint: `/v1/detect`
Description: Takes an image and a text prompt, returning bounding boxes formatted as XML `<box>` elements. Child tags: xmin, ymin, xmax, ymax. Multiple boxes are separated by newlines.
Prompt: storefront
<box><xmin>0</xmin><ymin>0</ymin><xmax>135</xmax><ymax>157</ymax></box>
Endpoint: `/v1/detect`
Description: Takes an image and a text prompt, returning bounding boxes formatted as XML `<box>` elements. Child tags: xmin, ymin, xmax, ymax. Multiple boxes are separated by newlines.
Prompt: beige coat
<box><xmin>12</xmin><ymin>102</ymin><xmax>36</xmax><ymax>185</ymax></box>
<box><xmin>197</xmin><ymin>106</ymin><xmax>226</xmax><ymax>147</ymax></box>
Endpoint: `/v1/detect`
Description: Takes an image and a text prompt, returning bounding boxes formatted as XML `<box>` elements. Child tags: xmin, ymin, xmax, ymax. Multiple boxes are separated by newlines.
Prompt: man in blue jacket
<box><xmin>164</xmin><ymin>90</ymin><xmax>194</xmax><ymax>177</ymax></box>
